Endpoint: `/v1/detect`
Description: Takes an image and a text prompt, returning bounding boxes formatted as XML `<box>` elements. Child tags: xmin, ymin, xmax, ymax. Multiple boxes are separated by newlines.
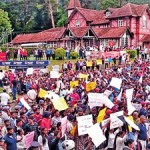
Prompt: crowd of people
<box><xmin>0</xmin><ymin>54</ymin><xmax>150</xmax><ymax>150</ymax></box>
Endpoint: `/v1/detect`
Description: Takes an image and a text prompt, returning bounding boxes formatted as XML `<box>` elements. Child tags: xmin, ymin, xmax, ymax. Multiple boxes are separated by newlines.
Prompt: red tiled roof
<box><xmin>69</xmin><ymin>27</ymin><xmax>90</xmax><ymax>38</ymax></box>
<box><xmin>12</xmin><ymin>33</ymin><xmax>36</xmax><ymax>44</ymax></box>
<box><xmin>12</xmin><ymin>27</ymin><xmax>66</xmax><ymax>44</ymax></box>
<box><xmin>67</xmin><ymin>0</ymin><xmax>81</xmax><ymax>10</ymax></box>
<box><xmin>93</xmin><ymin>27</ymin><xmax>128</xmax><ymax>38</ymax></box>
<box><xmin>108</xmin><ymin>3</ymin><xmax>148</xmax><ymax>18</ymax></box>
<box><xmin>141</xmin><ymin>34</ymin><xmax>150</xmax><ymax>42</ymax></box>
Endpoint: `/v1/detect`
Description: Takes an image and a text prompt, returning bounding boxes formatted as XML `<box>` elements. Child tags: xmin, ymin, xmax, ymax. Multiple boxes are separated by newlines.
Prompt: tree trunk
<box><xmin>48</xmin><ymin>0</ymin><xmax>55</xmax><ymax>28</ymax></box>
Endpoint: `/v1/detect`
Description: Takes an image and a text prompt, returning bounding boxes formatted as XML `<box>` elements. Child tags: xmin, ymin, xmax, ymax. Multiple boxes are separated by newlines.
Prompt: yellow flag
<box><xmin>52</xmin><ymin>97</ymin><xmax>68</xmax><ymax>111</ymax></box>
<box><xmin>70</xmin><ymin>81</ymin><xmax>79</xmax><ymax>88</ymax></box>
<box><xmin>38</xmin><ymin>88</ymin><xmax>48</xmax><ymax>98</ymax></box>
<box><xmin>127</xmin><ymin>116</ymin><xmax>134</xmax><ymax>132</ymax></box>
<box><xmin>96</xmin><ymin>60</ymin><xmax>102</xmax><ymax>65</ymax></box>
<box><xmin>97</xmin><ymin>108</ymin><xmax>107</xmax><ymax>123</ymax></box>
<box><xmin>86</xmin><ymin>82</ymin><xmax>96</xmax><ymax>92</ymax></box>
<box><xmin>86</xmin><ymin>61</ymin><xmax>92</xmax><ymax>67</ymax></box>
<box><xmin>79</xmin><ymin>73</ymin><xmax>88</xmax><ymax>79</ymax></box>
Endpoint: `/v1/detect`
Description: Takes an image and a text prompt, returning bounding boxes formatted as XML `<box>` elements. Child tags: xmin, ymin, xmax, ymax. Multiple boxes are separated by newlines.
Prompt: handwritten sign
<box><xmin>24</xmin><ymin>131</ymin><xmax>34</xmax><ymax>148</ymax></box>
<box><xmin>77</xmin><ymin>115</ymin><xmax>93</xmax><ymax>136</ymax></box>
<box><xmin>110</xmin><ymin>77</ymin><xmax>122</xmax><ymax>89</ymax></box>
<box><xmin>104</xmin><ymin>90</ymin><xmax>112</xmax><ymax>97</ymax></box>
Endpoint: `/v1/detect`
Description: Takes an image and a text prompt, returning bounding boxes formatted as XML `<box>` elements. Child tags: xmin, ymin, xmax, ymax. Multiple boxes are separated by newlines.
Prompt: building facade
<box><xmin>12</xmin><ymin>0</ymin><xmax>150</xmax><ymax>49</ymax></box>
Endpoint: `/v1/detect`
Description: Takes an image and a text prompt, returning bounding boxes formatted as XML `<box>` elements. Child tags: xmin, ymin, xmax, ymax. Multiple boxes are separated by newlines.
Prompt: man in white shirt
<box><xmin>0</xmin><ymin>70</ymin><xmax>4</xmax><ymax>87</ymax></box>
<box><xmin>0</xmin><ymin>89</ymin><xmax>10</xmax><ymax>106</ymax></box>
<box><xmin>27</xmin><ymin>88</ymin><xmax>37</xmax><ymax>104</ymax></box>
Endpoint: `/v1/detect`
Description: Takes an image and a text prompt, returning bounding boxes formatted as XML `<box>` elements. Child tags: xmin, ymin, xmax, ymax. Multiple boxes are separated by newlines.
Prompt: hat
<box><xmin>62</xmin><ymin>140</ymin><xmax>75</xmax><ymax>150</ymax></box>
<box><xmin>30</xmin><ymin>141</ymin><xmax>40</xmax><ymax>148</ymax></box>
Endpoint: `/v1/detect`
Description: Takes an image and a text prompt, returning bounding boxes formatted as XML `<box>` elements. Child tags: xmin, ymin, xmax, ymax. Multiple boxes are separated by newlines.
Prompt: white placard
<box><xmin>139</xmin><ymin>76</ymin><xmax>143</xmax><ymax>83</ymax></box>
<box><xmin>110</xmin><ymin>116</ymin><xmax>123</xmax><ymax>129</ymax></box>
<box><xmin>101</xmin><ymin>118</ymin><xmax>110</xmax><ymax>127</ymax></box>
<box><xmin>124</xmin><ymin>116</ymin><xmax>139</xmax><ymax>131</ymax></box>
<box><xmin>110</xmin><ymin>77</ymin><xmax>122</xmax><ymax>89</ymax></box>
<box><xmin>20</xmin><ymin>98</ymin><xmax>31</xmax><ymax>110</ymax></box>
<box><xmin>88</xmin><ymin>93</ymin><xmax>103</xmax><ymax>108</ymax></box>
<box><xmin>110</xmin><ymin>111</ymin><xmax>124</xmax><ymax>118</ymax></box>
<box><xmin>132</xmin><ymin>103</ymin><xmax>142</xmax><ymax>111</ymax></box>
<box><xmin>50</xmin><ymin>71</ymin><xmax>61</xmax><ymax>78</ymax></box>
<box><xmin>104</xmin><ymin>90</ymin><xmax>112</xmax><ymax>97</ymax></box>
<box><xmin>126</xmin><ymin>88</ymin><xmax>134</xmax><ymax>101</ymax></box>
<box><xmin>52</xmin><ymin>65</ymin><xmax>60</xmax><ymax>71</ymax></box>
<box><xmin>57</xmin><ymin>80</ymin><xmax>65</xmax><ymax>89</ymax></box>
<box><xmin>102</xmin><ymin>95</ymin><xmax>114</xmax><ymax>109</ymax></box>
<box><xmin>127</xmin><ymin>102</ymin><xmax>136</xmax><ymax>115</ymax></box>
<box><xmin>117</xmin><ymin>89</ymin><xmax>123</xmax><ymax>101</ymax></box>
<box><xmin>40</xmin><ymin>68</ymin><xmax>49</xmax><ymax>73</ymax></box>
<box><xmin>77</xmin><ymin>115</ymin><xmax>93</xmax><ymax>136</ymax></box>
<box><xmin>26</xmin><ymin>68</ymin><xmax>34</xmax><ymax>75</ymax></box>
<box><xmin>88</xmin><ymin>123</ymin><xmax>106</xmax><ymax>147</ymax></box>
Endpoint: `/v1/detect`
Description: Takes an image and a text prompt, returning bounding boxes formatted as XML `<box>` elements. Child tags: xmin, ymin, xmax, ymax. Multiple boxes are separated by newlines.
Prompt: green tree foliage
<box><xmin>100</xmin><ymin>0</ymin><xmax>119</xmax><ymax>9</ymax></box>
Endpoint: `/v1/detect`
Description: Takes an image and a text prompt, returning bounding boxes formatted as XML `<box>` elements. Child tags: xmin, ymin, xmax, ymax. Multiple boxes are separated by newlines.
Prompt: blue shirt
<box><xmin>4</xmin><ymin>133</ymin><xmax>17</xmax><ymax>150</ymax></box>
<box><xmin>138</xmin><ymin>123</ymin><xmax>147</xmax><ymax>140</ymax></box>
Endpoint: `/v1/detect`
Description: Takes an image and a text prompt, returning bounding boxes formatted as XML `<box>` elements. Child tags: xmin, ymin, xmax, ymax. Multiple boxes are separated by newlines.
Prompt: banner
<box><xmin>51</xmin><ymin>97</ymin><xmax>68</xmax><ymax>111</ymax></box>
<box><xmin>38</xmin><ymin>88</ymin><xmax>48</xmax><ymax>98</ymax></box>
<box><xmin>24</xmin><ymin>131</ymin><xmax>34</xmax><ymax>148</ymax></box>
<box><xmin>61</xmin><ymin>116</ymin><xmax>67</xmax><ymax>137</ymax></box>
<box><xmin>70</xmin><ymin>81</ymin><xmax>79</xmax><ymax>89</ymax></box>
<box><xmin>79</xmin><ymin>73</ymin><xmax>88</xmax><ymax>79</ymax></box>
<box><xmin>88</xmin><ymin>123</ymin><xmax>106</xmax><ymax>148</ymax></box>
<box><xmin>86</xmin><ymin>82</ymin><xmax>96</xmax><ymax>92</ymax></box>
<box><xmin>0</xmin><ymin>52</ymin><xmax>6</xmax><ymax>61</ymax></box>
<box><xmin>77</xmin><ymin>115</ymin><xmax>93</xmax><ymax>136</ymax></box>
<box><xmin>97</xmin><ymin>108</ymin><xmax>106</xmax><ymax>123</ymax></box>
<box><xmin>20</xmin><ymin>98</ymin><xmax>31</xmax><ymax>110</ymax></box>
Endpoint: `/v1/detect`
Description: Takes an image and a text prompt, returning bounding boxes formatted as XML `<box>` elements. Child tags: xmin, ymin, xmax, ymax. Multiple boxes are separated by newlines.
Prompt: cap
<box><xmin>30</xmin><ymin>141</ymin><xmax>40</xmax><ymax>148</ymax></box>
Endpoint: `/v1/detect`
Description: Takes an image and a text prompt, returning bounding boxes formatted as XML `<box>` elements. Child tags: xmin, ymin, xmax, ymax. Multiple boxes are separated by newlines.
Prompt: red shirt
<box><xmin>40</xmin><ymin>118</ymin><xmax>51</xmax><ymax>130</ymax></box>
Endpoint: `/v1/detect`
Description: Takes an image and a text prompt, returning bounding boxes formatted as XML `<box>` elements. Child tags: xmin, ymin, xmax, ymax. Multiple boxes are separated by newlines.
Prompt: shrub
<box><xmin>126</xmin><ymin>49</ymin><xmax>137</xmax><ymax>58</ymax></box>
<box><xmin>55</xmin><ymin>48</ymin><xmax>66</xmax><ymax>60</ymax></box>
<box><xmin>70</xmin><ymin>51</ymin><xmax>78</xmax><ymax>59</ymax></box>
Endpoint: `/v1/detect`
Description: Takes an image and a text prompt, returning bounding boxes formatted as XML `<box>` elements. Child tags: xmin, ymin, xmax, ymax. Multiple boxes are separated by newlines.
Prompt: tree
<box><xmin>100</xmin><ymin>0</ymin><xmax>119</xmax><ymax>9</ymax></box>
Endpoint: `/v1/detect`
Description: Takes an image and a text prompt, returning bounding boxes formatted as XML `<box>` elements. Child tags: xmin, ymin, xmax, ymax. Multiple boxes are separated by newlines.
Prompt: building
<box><xmin>12</xmin><ymin>0</ymin><xmax>150</xmax><ymax>49</ymax></box>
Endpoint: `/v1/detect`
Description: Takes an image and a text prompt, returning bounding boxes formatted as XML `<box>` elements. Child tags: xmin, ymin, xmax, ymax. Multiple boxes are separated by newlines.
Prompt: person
<box><xmin>12</xmin><ymin>77</ymin><xmax>18</xmax><ymax>100</ymax></box>
<box><xmin>28</xmin><ymin>141</ymin><xmax>40</xmax><ymax>150</ymax></box>
<box><xmin>138</xmin><ymin>115</ymin><xmax>147</xmax><ymax>150</ymax></box>
<box><xmin>17</xmin><ymin>129</ymin><xmax>25</xmax><ymax>150</ymax></box>
<box><xmin>114</xmin><ymin>131</ymin><xmax>127</xmax><ymax>150</ymax></box>
<box><xmin>52</xmin><ymin>110</ymin><xmax>61</xmax><ymax>127</ymax></box>
<box><xmin>35</xmin><ymin>49</ymin><xmax>39</xmax><ymax>60</ymax></box>
<box><xmin>38</xmin><ymin>48</ymin><xmax>43</xmax><ymax>60</ymax></box>
<box><xmin>0</xmin><ymin>70</ymin><xmax>4</xmax><ymax>87</ymax></box>
<box><xmin>123</xmin><ymin>139</ymin><xmax>134</xmax><ymax>150</ymax></box>
<box><xmin>0</xmin><ymin>135</ymin><xmax>6</xmax><ymax>150</ymax></box>
<box><xmin>9</xmin><ymin>111</ymin><xmax>17</xmax><ymax>128</ymax></box>
<box><xmin>0</xmin><ymin>89</ymin><xmax>10</xmax><ymax>106</ymax></box>
<box><xmin>4</xmin><ymin>126</ymin><xmax>17</xmax><ymax>150</ymax></box>
<box><xmin>1</xmin><ymin>119</ymin><xmax>10</xmax><ymax>137</ymax></box>
<box><xmin>27</xmin><ymin>87</ymin><xmax>37</xmax><ymax>105</ymax></box>
<box><xmin>6</xmin><ymin>49</ymin><xmax>10</xmax><ymax>60</ymax></box>
<box><xmin>45</xmin><ymin>48</ymin><xmax>51</xmax><ymax>60</ymax></box>
<box><xmin>38</xmin><ymin>128</ymin><xmax>49</xmax><ymax>150</ymax></box>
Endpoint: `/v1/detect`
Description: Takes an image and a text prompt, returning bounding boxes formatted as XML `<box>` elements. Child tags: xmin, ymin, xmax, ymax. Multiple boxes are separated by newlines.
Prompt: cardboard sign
<box><xmin>50</xmin><ymin>71</ymin><xmax>62</xmax><ymax>78</ymax></box>
<box><xmin>96</xmin><ymin>60</ymin><xmax>102</xmax><ymax>65</ymax></box>
<box><xmin>20</xmin><ymin>98</ymin><xmax>31</xmax><ymax>110</ymax></box>
<box><xmin>88</xmin><ymin>123</ymin><xmax>106</xmax><ymax>148</ymax></box>
<box><xmin>70</xmin><ymin>81</ymin><xmax>79</xmax><ymax>89</ymax></box>
<box><xmin>61</xmin><ymin>116</ymin><xmax>67</xmax><ymax>137</ymax></box>
<box><xmin>126</xmin><ymin>88</ymin><xmax>134</xmax><ymax>101</ymax></box>
<box><xmin>101</xmin><ymin>118</ymin><xmax>110</xmax><ymax>127</ymax></box>
<box><xmin>104</xmin><ymin>90</ymin><xmax>112</xmax><ymax>97</ymax></box>
<box><xmin>110</xmin><ymin>77</ymin><xmax>122</xmax><ymax>89</ymax></box>
<box><xmin>26</xmin><ymin>68</ymin><xmax>34</xmax><ymax>76</ymax></box>
<box><xmin>86</xmin><ymin>82</ymin><xmax>96</xmax><ymax>92</ymax></box>
<box><xmin>88</xmin><ymin>93</ymin><xmax>103</xmax><ymax>108</ymax></box>
<box><xmin>102</xmin><ymin>95</ymin><xmax>114</xmax><ymax>109</ymax></box>
<box><xmin>127</xmin><ymin>101</ymin><xmax>136</xmax><ymax>115</ymax></box>
<box><xmin>77</xmin><ymin>115</ymin><xmax>93</xmax><ymax>136</ymax></box>
<box><xmin>38</xmin><ymin>88</ymin><xmax>48</xmax><ymax>98</ymax></box>
<box><xmin>110</xmin><ymin>116</ymin><xmax>123</xmax><ymax>129</ymax></box>
<box><xmin>51</xmin><ymin>97</ymin><xmax>68</xmax><ymax>111</ymax></box>
<box><xmin>24</xmin><ymin>131</ymin><xmax>34</xmax><ymax>148</ymax></box>
<box><xmin>52</xmin><ymin>65</ymin><xmax>60</xmax><ymax>71</ymax></box>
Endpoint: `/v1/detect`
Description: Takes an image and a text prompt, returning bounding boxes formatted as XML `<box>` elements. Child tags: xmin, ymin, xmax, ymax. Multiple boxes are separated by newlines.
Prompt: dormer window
<box><xmin>142</xmin><ymin>15</ymin><xmax>147</xmax><ymax>28</ymax></box>
<box><xmin>106</xmin><ymin>11</ymin><xmax>111</xmax><ymax>17</ymax></box>
<box><xmin>76</xmin><ymin>20</ymin><xmax>80</xmax><ymax>27</ymax></box>
<box><xmin>118</xmin><ymin>18</ymin><xmax>123</xmax><ymax>27</ymax></box>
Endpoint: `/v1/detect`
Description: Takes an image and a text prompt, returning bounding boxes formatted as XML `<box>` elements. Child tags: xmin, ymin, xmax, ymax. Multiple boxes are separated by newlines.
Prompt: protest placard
<box><xmin>96</xmin><ymin>60</ymin><xmax>102</xmax><ymax>65</ymax></box>
<box><xmin>44</xmin><ymin>91</ymin><xmax>59</xmax><ymax>100</ymax></box>
<box><xmin>40</xmin><ymin>68</ymin><xmax>49</xmax><ymax>73</ymax></box>
<box><xmin>104</xmin><ymin>90</ymin><xmax>112</xmax><ymax>97</ymax></box>
<box><xmin>97</xmin><ymin>108</ymin><xmax>106</xmax><ymax>123</ymax></box>
<box><xmin>132</xmin><ymin>103</ymin><xmax>142</xmax><ymax>111</ymax></box>
<box><xmin>77</xmin><ymin>115</ymin><xmax>93</xmax><ymax>136</ymax></box>
<box><xmin>88</xmin><ymin>93</ymin><xmax>103</xmax><ymax>108</ymax></box>
<box><xmin>110</xmin><ymin>77</ymin><xmax>122</xmax><ymax>89</ymax></box>
<box><xmin>126</xmin><ymin>88</ymin><xmax>134</xmax><ymax>101</ymax></box>
<box><xmin>61</xmin><ymin>116</ymin><xmax>67</xmax><ymax>137</ymax></box>
<box><xmin>20</xmin><ymin>98</ymin><xmax>31</xmax><ymax>110</ymax></box>
<box><xmin>110</xmin><ymin>111</ymin><xmax>124</xmax><ymax>118</ymax></box>
<box><xmin>110</xmin><ymin>116</ymin><xmax>124</xmax><ymax>129</ymax></box>
<box><xmin>57</xmin><ymin>80</ymin><xmax>65</xmax><ymax>89</ymax></box>
<box><xmin>88</xmin><ymin>123</ymin><xmax>106</xmax><ymax>148</ymax></box>
<box><xmin>79</xmin><ymin>73</ymin><xmax>88</xmax><ymax>79</ymax></box>
<box><xmin>139</xmin><ymin>76</ymin><xmax>143</xmax><ymax>83</ymax></box>
<box><xmin>26</xmin><ymin>68</ymin><xmax>34</xmax><ymax>76</ymax></box>
<box><xmin>102</xmin><ymin>95</ymin><xmax>114</xmax><ymax>109</ymax></box>
<box><xmin>86</xmin><ymin>61</ymin><xmax>92</xmax><ymax>67</ymax></box>
<box><xmin>70</xmin><ymin>81</ymin><xmax>79</xmax><ymax>89</ymax></box>
<box><xmin>117</xmin><ymin>89</ymin><xmax>123</xmax><ymax>101</ymax></box>
<box><xmin>24</xmin><ymin>131</ymin><xmax>34</xmax><ymax>148</ymax></box>
<box><xmin>127</xmin><ymin>101</ymin><xmax>136</xmax><ymax>115</ymax></box>
<box><xmin>52</xmin><ymin>65</ymin><xmax>60</xmax><ymax>71</ymax></box>
<box><xmin>124</xmin><ymin>116</ymin><xmax>139</xmax><ymax>131</ymax></box>
<box><xmin>50</xmin><ymin>71</ymin><xmax>62</xmax><ymax>78</ymax></box>
<box><xmin>101</xmin><ymin>118</ymin><xmax>110</xmax><ymax>127</ymax></box>
<box><xmin>38</xmin><ymin>88</ymin><xmax>48</xmax><ymax>98</ymax></box>
<box><xmin>86</xmin><ymin>82</ymin><xmax>96</xmax><ymax>92</ymax></box>
<box><xmin>51</xmin><ymin>97</ymin><xmax>68</xmax><ymax>111</ymax></box>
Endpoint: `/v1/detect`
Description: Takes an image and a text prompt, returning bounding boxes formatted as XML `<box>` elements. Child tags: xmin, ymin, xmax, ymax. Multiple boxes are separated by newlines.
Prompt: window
<box><xmin>106</xmin><ymin>11</ymin><xmax>111</xmax><ymax>17</ymax></box>
<box><xmin>118</xmin><ymin>19</ymin><xmax>123</xmax><ymax>27</ymax></box>
<box><xmin>121</xmin><ymin>37</ymin><xmax>128</xmax><ymax>47</ymax></box>
<box><xmin>142</xmin><ymin>15</ymin><xmax>147</xmax><ymax>28</ymax></box>
<box><xmin>76</xmin><ymin>20</ymin><xmax>80</xmax><ymax>27</ymax></box>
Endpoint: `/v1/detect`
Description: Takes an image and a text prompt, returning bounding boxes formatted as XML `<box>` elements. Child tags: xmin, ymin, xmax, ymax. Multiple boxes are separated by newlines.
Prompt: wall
<box><xmin>68</xmin><ymin>11</ymin><xmax>87</xmax><ymax>28</ymax></box>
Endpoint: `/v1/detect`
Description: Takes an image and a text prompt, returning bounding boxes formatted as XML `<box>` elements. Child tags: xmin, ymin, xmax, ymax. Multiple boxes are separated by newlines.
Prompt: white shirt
<box><xmin>0</xmin><ymin>92</ymin><xmax>10</xmax><ymax>105</ymax></box>
<box><xmin>38</xmin><ymin>135</ymin><xmax>49</xmax><ymax>150</ymax></box>
<box><xmin>27</xmin><ymin>89</ymin><xmax>37</xmax><ymax>102</ymax></box>
<box><xmin>0</xmin><ymin>72</ymin><xmax>4</xmax><ymax>80</ymax></box>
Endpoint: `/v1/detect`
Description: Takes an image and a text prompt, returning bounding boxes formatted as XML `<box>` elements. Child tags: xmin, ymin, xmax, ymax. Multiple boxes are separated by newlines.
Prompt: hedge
<box><xmin>70</xmin><ymin>51</ymin><xmax>79</xmax><ymax>59</ymax></box>
<box><xmin>55</xmin><ymin>48</ymin><xmax>66</xmax><ymax>60</ymax></box>
<box><xmin>126</xmin><ymin>49</ymin><xmax>137</xmax><ymax>58</ymax></box>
